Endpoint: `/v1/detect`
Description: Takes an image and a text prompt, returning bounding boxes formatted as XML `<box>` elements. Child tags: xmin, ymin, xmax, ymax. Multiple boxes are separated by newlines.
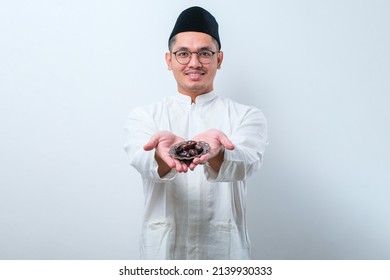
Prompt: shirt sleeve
<box><xmin>204</xmin><ymin>106</ymin><xmax>268</xmax><ymax>182</ymax></box>
<box><xmin>124</xmin><ymin>107</ymin><xmax>177</xmax><ymax>182</ymax></box>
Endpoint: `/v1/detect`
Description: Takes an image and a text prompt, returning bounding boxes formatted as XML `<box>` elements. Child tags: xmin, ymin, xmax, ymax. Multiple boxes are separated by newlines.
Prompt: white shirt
<box><xmin>124</xmin><ymin>91</ymin><xmax>268</xmax><ymax>259</ymax></box>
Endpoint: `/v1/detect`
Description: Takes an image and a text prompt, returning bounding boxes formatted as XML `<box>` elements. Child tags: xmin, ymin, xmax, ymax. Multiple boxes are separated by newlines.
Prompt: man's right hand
<box><xmin>143</xmin><ymin>131</ymin><xmax>188</xmax><ymax>176</ymax></box>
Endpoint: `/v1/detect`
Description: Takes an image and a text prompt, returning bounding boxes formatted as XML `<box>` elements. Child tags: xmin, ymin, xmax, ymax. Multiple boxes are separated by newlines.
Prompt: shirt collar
<box><xmin>176</xmin><ymin>91</ymin><xmax>216</xmax><ymax>105</ymax></box>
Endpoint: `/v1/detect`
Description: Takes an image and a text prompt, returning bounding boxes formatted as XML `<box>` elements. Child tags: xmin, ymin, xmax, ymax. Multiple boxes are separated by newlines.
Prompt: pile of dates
<box><xmin>169</xmin><ymin>140</ymin><xmax>209</xmax><ymax>161</ymax></box>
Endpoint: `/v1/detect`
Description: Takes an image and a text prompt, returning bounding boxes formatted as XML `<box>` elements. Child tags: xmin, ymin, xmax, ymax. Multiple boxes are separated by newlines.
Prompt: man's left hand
<box><xmin>190</xmin><ymin>129</ymin><xmax>234</xmax><ymax>171</ymax></box>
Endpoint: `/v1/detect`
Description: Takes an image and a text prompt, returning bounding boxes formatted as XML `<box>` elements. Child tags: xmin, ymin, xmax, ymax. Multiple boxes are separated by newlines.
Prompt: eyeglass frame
<box><xmin>170</xmin><ymin>49</ymin><xmax>219</xmax><ymax>65</ymax></box>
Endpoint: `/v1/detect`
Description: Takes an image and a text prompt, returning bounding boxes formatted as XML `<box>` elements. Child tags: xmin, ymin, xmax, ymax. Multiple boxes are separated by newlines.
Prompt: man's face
<box><xmin>165</xmin><ymin>32</ymin><xmax>223</xmax><ymax>99</ymax></box>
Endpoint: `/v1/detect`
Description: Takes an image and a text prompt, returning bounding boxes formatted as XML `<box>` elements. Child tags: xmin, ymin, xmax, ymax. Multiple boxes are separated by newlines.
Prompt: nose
<box><xmin>187</xmin><ymin>53</ymin><xmax>202</xmax><ymax>68</ymax></box>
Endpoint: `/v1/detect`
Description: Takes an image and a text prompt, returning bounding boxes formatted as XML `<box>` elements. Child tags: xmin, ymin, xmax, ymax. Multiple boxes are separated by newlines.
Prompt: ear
<box><xmin>165</xmin><ymin>52</ymin><xmax>172</xmax><ymax>70</ymax></box>
<box><xmin>217</xmin><ymin>51</ymin><xmax>223</xmax><ymax>69</ymax></box>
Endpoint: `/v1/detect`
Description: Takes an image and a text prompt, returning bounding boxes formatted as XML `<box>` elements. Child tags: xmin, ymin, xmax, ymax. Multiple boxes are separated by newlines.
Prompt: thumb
<box><xmin>143</xmin><ymin>134</ymin><xmax>159</xmax><ymax>151</ymax></box>
<box><xmin>218</xmin><ymin>133</ymin><xmax>234</xmax><ymax>150</ymax></box>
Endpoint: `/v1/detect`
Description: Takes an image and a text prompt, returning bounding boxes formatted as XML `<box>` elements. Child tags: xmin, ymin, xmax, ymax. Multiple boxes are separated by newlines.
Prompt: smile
<box><xmin>185</xmin><ymin>70</ymin><xmax>206</xmax><ymax>80</ymax></box>
<box><xmin>186</xmin><ymin>72</ymin><xmax>205</xmax><ymax>81</ymax></box>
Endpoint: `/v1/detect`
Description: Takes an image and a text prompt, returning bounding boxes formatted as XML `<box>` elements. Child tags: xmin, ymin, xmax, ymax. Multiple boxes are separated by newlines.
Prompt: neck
<box><xmin>178</xmin><ymin>89</ymin><xmax>214</xmax><ymax>103</ymax></box>
<box><xmin>178</xmin><ymin>92</ymin><xmax>204</xmax><ymax>104</ymax></box>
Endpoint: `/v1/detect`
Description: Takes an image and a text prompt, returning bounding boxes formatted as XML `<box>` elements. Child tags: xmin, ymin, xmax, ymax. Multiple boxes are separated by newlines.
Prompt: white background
<box><xmin>0</xmin><ymin>0</ymin><xmax>389</xmax><ymax>259</ymax></box>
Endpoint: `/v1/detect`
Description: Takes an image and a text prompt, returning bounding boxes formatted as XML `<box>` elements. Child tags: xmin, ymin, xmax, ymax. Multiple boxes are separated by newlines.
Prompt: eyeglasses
<box><xmin>171</xmin><ymin>50</ymin><xmax>218</xmax><ymax>65</ymax></box>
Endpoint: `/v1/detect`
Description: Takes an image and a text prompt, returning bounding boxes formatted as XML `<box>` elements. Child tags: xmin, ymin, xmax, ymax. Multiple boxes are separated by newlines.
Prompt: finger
<box><xmin>192</xmin><ymin>156</ymin><xmax>203</xmax><ymax>165</ymax></box>
<box><xmin>175</xmin><ymin>160</ymin><xmax>188</xmax><ymax>173</ymax></box>
<box><xmin>192</xmin><ymin>154</ymin><xmax>209</xmax><ymax>166</ymax></box>
<box><xmin>188</xmin><ymin>161</ymin><xmax>197</xmax><ymax>171</ymax></box>
<box><xmin>181</xmin><ymin>162</ymin><xmax>189</xmax><ymax>173</ymax></box>
<box><xmin>191</xmin><ymin>157</ymin><xmax>200</xmax><ymax>165</ymax></box>
<box><xmin>163</xmin><ymin>155</ymin><xmax>177</xmax><ymax>169</ymax></box>
<box><xmin>143</xmin><ymin>134</ymin><xmax>160</xmax><ymax>151</ymax></box>
<box><xmin>218</xmin><ymin>133</ymin><xmax>234</xmax><ymax>150</ymax></box>
<box><xmin>198</xmin><ymin>154</ymin><xmax>210</xmax><ymax>163</ymax></box>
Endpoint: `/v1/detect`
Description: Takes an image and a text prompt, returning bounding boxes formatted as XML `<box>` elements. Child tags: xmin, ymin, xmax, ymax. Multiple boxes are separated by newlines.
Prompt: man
<box><xmin>124</xmin><ymin>6</ymin><xmax>268</xmax><ymax>259</ymax></box>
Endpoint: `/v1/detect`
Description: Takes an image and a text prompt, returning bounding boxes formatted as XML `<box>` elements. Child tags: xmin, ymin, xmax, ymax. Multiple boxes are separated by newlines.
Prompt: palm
<box><xmin>155</xmin><ymin>132</ymin><xmax>184</xmax><ymax>160</ymax></box>
<box><xmin>191</xmin><ymin>129</ymin><xmax>234</xmax><ymax>166</ymax></box>
<box><xmin>194</xmin><ymin>131</ymin><xmax>223</xmax><ymax>157</ymax></box>
<box><xmin>143</xmin><ymin>131</ymin><xmax>188</xmax><ymax>172</ymax></box>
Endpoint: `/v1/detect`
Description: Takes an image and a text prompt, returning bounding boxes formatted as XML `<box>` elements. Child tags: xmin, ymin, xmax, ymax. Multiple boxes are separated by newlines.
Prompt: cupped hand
<box><xmin>143</xmin><ymin>131</ymin><xmax>189</xmax><ymax>173</ymax></box>
<box><xmin>190</xmin><ymin>129</ymin><xmax>234</xmax><ymax>171</ymax></box>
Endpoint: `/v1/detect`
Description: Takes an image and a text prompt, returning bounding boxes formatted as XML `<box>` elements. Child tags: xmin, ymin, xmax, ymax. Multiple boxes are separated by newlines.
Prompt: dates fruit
<box><xmin>169</xmin><ymin>140</ymin><xmax>210</xmax><ymax>161</ymax></box>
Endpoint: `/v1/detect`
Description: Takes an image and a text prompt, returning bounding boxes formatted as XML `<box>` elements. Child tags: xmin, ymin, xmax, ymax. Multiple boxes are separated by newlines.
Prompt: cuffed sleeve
<box><xmin>124</xmin><ymin>107</ymin><xmax>177</xmax><ymax>182</ymax></box>
<box><xmin>204</xmin><ymin>107</ymin><xmax>268</xmax><ymax>182</ymax></box>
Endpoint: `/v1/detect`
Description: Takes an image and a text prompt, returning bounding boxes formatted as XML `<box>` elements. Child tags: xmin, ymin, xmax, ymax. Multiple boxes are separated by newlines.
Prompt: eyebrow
<box><xmin>174</xmin><ymin>46</ymin><xmax>216</xmax><ymax>52</ymax></box>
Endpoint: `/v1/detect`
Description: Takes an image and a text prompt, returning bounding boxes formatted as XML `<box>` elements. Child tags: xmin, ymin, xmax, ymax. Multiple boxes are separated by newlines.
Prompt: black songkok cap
<box><xmin>169</xmin><ymin>6</ymin><xmax>221</xmax><ymax>50</ymax></box>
